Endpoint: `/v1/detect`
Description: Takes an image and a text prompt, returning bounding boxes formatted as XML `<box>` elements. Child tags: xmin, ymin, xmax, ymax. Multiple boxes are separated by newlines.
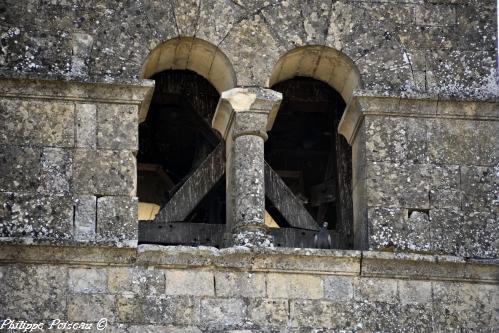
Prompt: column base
<box><xmin>225</xmin><ymin>228</ymin><xmax>274</xmax><ymax>248</ymax></box>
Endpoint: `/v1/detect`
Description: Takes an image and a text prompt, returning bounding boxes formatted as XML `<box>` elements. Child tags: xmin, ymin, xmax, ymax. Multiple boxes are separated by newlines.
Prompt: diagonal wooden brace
<box><xmin>264</xmin><ymin>162</ymin><xmax>320</xmax><ymax>231</ymax></box>
<box><xmin>154</xmin><ymin>142</ymin><xmax>225</xmax><ymax>222</ymax></box>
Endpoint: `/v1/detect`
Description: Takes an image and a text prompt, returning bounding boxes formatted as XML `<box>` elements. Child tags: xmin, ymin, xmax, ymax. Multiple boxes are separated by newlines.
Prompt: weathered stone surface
<box><xmin>128</xmin><ymin>326</ymin><xmax>202</xmax><ymax>333</ymax></box>
<box><xmin>76</xmin><ymin>103</ymin><xmax>97</xmax><ymax>148</ymax></box>
<box><xmin>461</xmin><ymin>164</ymin><xmax>498</xmax><ymax>212</ymax></box>
<box><xmin>69</xmin><ymin>267</ymin><xmax>107</xmax><ymax>293</ymax></box>
<box><xmin>73</xmin><ymin>149</ymin><xmax>136</xmax><ymax>195</ymax></box>
<box><xmin>116</xmin><ymin>295</ymin><xmax>198</xmax><ymax>325</ymax></box>
<box><xmin>74</xmin><ymin>195</ymin><xmax>96</xmax><ymax>241</ymax></box>
<box><xmin>0</xmin><ymin>264</ymin><xmax>67</xmax><ymax>320</ymax></box>
<box><xmin>108</xmin><ymin>267</ymin><xmax>164</xmax><ymax>295</ymax></box>
<box><xmin>368</xmin><ymin>207</ymin><xmax>431</xmax><ymax>252</ymax></box>
<box><xmin>398</xmin><ymin>280</ymin><xmax>432</xmax><ymax>305</ymax></box>
<box><xmin>0</xmin><ymin>99</ymin><xmax>74</xmax><ymax>147</ymax></box>
<box><xmin>0</xmin><ymin>192</ymin><xmax>73</xmax><ymax>239</ymax></box>
<box><xmin>68</xmin><ymin>294</ymin><xmax>116</xmax><ymax>322</ymax></box>
<box><xmin>215</xmin><ymin>271</ymin><xmax>266</xmax><ymax>298</ymax></box>
<box><xmin>432</xmin><ymin>281</ymin><xmax>496</xmax><ymax>331</ymax></box>
<box><xmin>41</xmin><ymin>148</ymin><xmax>72</xmax><ymax>193</ymax></box>
<box><xmin>200</xmin><ymin>298</ymin><xmax>247</xmax><ymax>328</ymax></box>
<box><xmin>429</xmin><ymin>118</ymin><xmax>498</xmax><ymax>166</ymax></box>
<box><xmin>367</xmin><ymin>162</ymin><xmax>431</xmax><ymax>209</ymax></box>
<box><xmin>430</xmin><ymin>209</ymin><xmax>497</xmax><ymax>257</ymax></box>
<box><xmin>0</xmin><ymin>145</ymin><xmax>41</xmax><ymax>192</ymax></box>
<box><xmin>355</xmin><ymin>277</ymin><xmax>398</xmax><ymax>304</ymax></box>
<box><xmin>247</xmin><ymin>298</ymin><xmax>288</xmax><ymax>326</ymax></box>
<box><xmin>324</xmin><ymin>275</ymin><xmax>355</xmax><ymax>302</ymax></box>
<box><xmin>164</xmin><ymin>269</ymin><xmax>214</xmax><ymax>296</ymax></box>
<box><xmin>97</xmin><ymin>103</ymin><xmax>138</xmax><ymax>150</ymax></box>
<box><xmin>266</xmin><ymin>273</ymin><xmax>323</xmax><ymax>299</ymax></box>
<box><xmin>96</xmin><ymin>196</ymin><xmax>138</xmax><ymax>242</ymax></box>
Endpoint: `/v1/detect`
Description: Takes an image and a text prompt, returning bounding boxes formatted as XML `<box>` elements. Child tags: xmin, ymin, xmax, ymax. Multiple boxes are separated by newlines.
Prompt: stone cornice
<box><xmin>0</xmin><ymin>77</ymin><xmax>155</xmax><ymax>122</ymax></box>
<box><xmin>0</xmin><ymin>243</ymin><xmax>497</xmax><ymax>284</ymax></box>
<box><xmin>338</xmin><ymin>90</ymin><xmax>499</xmax><ymax>145</ymax></box>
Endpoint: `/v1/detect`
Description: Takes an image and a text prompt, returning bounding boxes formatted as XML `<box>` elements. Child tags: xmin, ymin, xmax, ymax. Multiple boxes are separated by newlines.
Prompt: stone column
<box><xmin>212</xmin><ymin>87</ymin><xmax>282</xmax><ymax>247</ymax></box>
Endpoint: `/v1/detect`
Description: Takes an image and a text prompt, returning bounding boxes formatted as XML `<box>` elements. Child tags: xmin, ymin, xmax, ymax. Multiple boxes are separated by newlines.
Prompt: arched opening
<box><xmin>137</xmin><ymin>38</ymin><xmax>236</xmax><ymax>224</ymax></box>
<box><xmin>266</xmin><ymin>46</ymin><xmax>360</xmax><ymax>249</ymax></box>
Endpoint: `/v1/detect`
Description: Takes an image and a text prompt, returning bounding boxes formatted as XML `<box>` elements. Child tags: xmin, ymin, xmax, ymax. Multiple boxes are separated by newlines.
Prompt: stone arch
<box><xmin>140</xmin><ymin>37</ymin><xmax>237</xmax><ymax>121</ymax></box>
<box><xmin>267</xmin><ymin>45</ymin><xmax>361</xmax><ymax>106</ymax></box>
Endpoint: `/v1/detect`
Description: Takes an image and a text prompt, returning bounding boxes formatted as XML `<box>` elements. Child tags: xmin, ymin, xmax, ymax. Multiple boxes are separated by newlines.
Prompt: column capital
<box><xmin>212</xmin><ymin>87</ymin><xmax>282</xmax><ymax>140</ymax></box>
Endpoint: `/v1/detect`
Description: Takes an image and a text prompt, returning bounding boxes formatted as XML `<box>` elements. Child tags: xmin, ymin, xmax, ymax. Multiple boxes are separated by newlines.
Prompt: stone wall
<box><xmin>340</xmin><ymin>93</ymin><xmax>499</xmax><ymax>258</ymax></box>
<box><xmin>0</xmin><ymin>0</ymin><xmax>497</xmax><ymax>99</ymax></box>
<box><xmin>0</xmin><ymin>244</ymin><xmax>497</xmax><ymax>332</ymax></box>
<box><xmin>0</xmin><ymin>78</ymin><xmax>153</xmax><ymax>246</ymax></box>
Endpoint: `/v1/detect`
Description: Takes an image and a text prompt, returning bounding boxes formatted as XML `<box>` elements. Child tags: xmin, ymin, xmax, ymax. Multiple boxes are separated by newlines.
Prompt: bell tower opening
<box><xmin>265</xmin><ymin>77</ymin><xmax>353</xmax><ymax>248</ymax></box>
<box><xmin>137</xmin><ymin>70</ymin><xmax>225</xmax><ymax>224</ymax></box>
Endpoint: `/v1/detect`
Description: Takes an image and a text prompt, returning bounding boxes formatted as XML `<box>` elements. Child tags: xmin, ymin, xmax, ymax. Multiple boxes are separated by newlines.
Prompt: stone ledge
<box><xmin>0</xmin><ymin>77</ymin><xmax>155</xmax><ymax>122</ymax></box>
<box><xmin>339</xmin><ymin>91</ymin><xmax>499</xmax><ymax>144</ymax></box>
<box><xmin>0</xmin><ymin>243</ymin><xmax>497</xmax><ymax>283</ymax></box>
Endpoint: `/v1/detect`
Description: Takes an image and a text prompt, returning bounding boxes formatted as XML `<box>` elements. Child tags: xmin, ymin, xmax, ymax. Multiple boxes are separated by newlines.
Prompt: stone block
<box><xmin>353</xmin><ymin>301</ymin><xmax>400</xmax><ymax>332</ymax></box>
<box><xmin>367</xmin><ymin>162</ymin><xmax>431</xmax><ymax>209</ymax></box>
<box><xmin>290</xmin><ymin>299</ymin><xmax>356</xmax><ymax>330</ymax></box>
<box><xmin>41</xmin><ymin>148</ymin><xmax>72</xmax><ymax>193</ymax></box>
<box><xmin>247</xmin><ymin>298</ymin><xmax>288</xmax><ymax>326</ymax></box>
<box><xmin>365</xmin><ymin>116</ymin><xmax>406</xmax><ymax>163</ymax></box>
<box><xmin>437</xmin><ymin>100</ymin><xmax>499</xmax><ymax>118</ymax></box>
<box><xmin>97</xmin><ymin>103</ymin><xmax>138</xmax><ymax>150</ymax></box>
<box><xmin>266</xmin><ymin>273</ymin><xmax>323</xmax><ymax>299</ymax></box>
<box><xmin>432</xmin><ymin>281</ymin><xmax>495</xmax><ymax>331</ymax></box>
<box><xmin>165</xmin><ymin>270</ymin><xmax>215</xmax><ymax>296</ymax></box>
<box><xmin>0</xmin><ymin>264</ymin><xmax>67</xmax><ymax>320</ymax></box>
<box><xmin>324</xmin><ymin>275</ymin><xmax>355</xmax><ymax>302</ymax></box>
<box><xmin>0</xmin><ymin>192</ymin><xmax>73</xmax><ymax>240</ymax></box>
<box><xmin>461</xmin><ymin>165</ymin><xmax>498</xmax><ymax>212</ymax></box>
<box><xmin>96</xmin><ymin>196</ymin><xmax>138</xmax><ymax>243</ymax></box>
<box><xmin>215</xmin><ymin>271</ymin><xmax>266</xmax><ymax>298</ymax></box>
<box><xmin>405</xmin><ymin>118</ymin><xmax>430</xmax><ymax>164</ymax></box>
<box><xmin>399</xmin><ymin>304</ymin><xmax>433</xmax><ymax>332</ymax></box>
<box><xmin>164</xmin><ymin>269</ymin><xmax>214</xmax><ymax>296</ymax></box>
<box><xmin>368</xmin><ymin>207</ymin><xmax>406</xmax><ymax>250</ymax></box>
<box><xmin>200</xmin><ymin>298</ymin><xmax>246</xmax><ymax>327</ymax></box>
<box><xmin>74</xmin><ymin>195</ymin><xmax>96</xmax><ymax>241</ymax></box>
<box><xmin>116</xmin><ymin>295</ymin><xmax>198</xmax><ymax>325</ymax></box>
<box><xmin>355</xmin><ymin>278</ymin><xmax>398</xmax><ymax>304</ymax></box>
<box><xmin>415</xmin><ymin>4</ymin><xmax>456</xmax><ymax>26</ymax></box>
<box><xmin>76</xmin><ymin>103</ymin><xmax>97</xmax><ymax>148</ymax></box>
<box><xmin>69</xmin><ymin>267</ymin><xmax>107</xmax><ymax>293</ymax></box>
<box><xmin>0</xmin><ymin>99</ymin><xmax>74</xmax><ymax>147</ymax></box>
<box><xmin>428</xmin><ymin>119</ymin><xmax>498</xmax><ymax>166</ymax></box>
<box><xmin>398</xmin><ymin>99</ymin><xmax>437</xmax><ymax>116</ymax></box>
<box><xmin>108</xmin><ymin>267</ymin><xmax>165</xmax><ymax>295</ymax></box>
<box><xmin>430</xmin><ymin>164</ymin><xmax>461</xmax><ymax>208</ymax></box>
<box><xmin>430</xmin><ymin>209</ymin><xmax>497</xmax><ymax>257</ymax></box>
<box><xmin>73</xmin><ymin>149</ymin><xmax>136</xmax><ymax>196</ymax></box>
<box><xmin>68</xmin><ymin>294</ymin><xmax>116</xmax><ymax>322</ymax></box>
<box><xmin>0</xmin><ymin>145</ymin><xmax>40</xmax><ymax>192</ymax></box>
<box><xmin>398</xmin><ymin>280</ymin><xmax>432</xmax><ymax>304</ymax></box>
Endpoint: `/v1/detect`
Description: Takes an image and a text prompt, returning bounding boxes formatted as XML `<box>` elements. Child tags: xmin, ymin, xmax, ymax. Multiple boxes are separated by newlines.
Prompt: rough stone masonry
<box><xmin>0</xmin><ymin>0</ymin><xmax>498</xmax><ymax>332</ymax></box>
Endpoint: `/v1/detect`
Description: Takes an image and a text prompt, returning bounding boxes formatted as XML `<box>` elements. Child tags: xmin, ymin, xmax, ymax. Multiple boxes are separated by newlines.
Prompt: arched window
<box><xmin>137</xmin><ymin>70</ymin><xmax>224</xmax><ymax>223</ymax></box>
<box><xmin>265</xmin><ymin>77</ymin><xmax>352</xmax><ymax>248</ymax></box>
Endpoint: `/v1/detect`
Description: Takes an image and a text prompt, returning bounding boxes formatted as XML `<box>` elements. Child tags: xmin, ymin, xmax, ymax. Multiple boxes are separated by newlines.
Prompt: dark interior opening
<box><xmin>266</xmin><ymin>77</ymin><xmax>353</xmax><ymax>247</ymax></box>
<box><xmin>137</xmin><ymin>70</ymin><xmax>225</xmax><ymax>224</ymax></box>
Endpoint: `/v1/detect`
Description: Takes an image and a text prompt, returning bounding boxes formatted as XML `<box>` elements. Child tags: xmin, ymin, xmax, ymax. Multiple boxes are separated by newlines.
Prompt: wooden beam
<box><xmin>269</xmin><ymin>228</ymin><xmax>340</xmax><ymax>248</ymax></box>
<box><xmin>138</xmin><ymin>222</ymin><xmax>342</xmax><ymax>249</ymax></box>
<box><xmin>154</xmin><ymin>143</ymin><xmax>225</xmax><ymax>222</ymax></box>
<box><xmin>264</xmin><ymin>162</ymin><xmax>320</xmax><ymax>231</ymax></box>
<box><xmin>139</xmin><ymin>221</ymin><xmax>225</xmax><ymax>247</ymax></box>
